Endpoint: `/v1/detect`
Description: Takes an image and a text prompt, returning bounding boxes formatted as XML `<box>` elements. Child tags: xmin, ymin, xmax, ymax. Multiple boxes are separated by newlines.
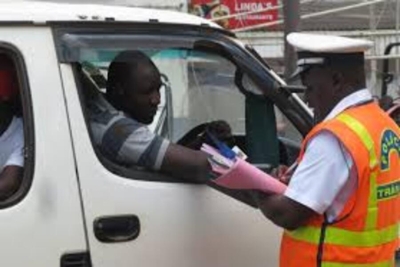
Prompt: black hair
<box><xmin>106</xmin><ymin>50</ymin><xmax>159</xmax><ymax>105</ymax></box>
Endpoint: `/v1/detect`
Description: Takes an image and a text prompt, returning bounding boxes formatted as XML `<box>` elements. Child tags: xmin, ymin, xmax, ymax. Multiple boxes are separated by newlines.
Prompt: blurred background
<box><xmin>23</xmin><ymin>0</ymin><xmax>400</xmax><ymax>99</ymax></box>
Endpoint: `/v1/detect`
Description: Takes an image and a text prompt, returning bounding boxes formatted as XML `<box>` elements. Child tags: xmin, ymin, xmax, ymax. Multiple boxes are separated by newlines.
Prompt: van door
<box><xmin>0</xmin><ymin>26</ymin><xmax>87</xmax><ymax>266</ymax></box>
<box><xmin>58</xmin><ymin>27</ymin><xmax>286</xmax><ymax>267</ymax></box>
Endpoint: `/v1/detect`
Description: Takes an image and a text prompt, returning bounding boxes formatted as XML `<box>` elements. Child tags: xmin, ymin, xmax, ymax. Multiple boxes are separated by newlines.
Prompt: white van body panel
<box><xmin>0</xmin><ymin>2</ymin><xmax>290</xmax><ymax>266</ymax></box>
<box><xmin>60</xmin><ymin>63</ymin><xmax>282</xmax><ymax>267</ymax></box>
<box><xmin>0</xmin><ymin>1</ymin><xmax>220</xmax><ymax>28</ymax></box>
<box><xmin>0</xmin><ymin>26</ymin><xmax>87</xmax><ymax>265</ymax></box>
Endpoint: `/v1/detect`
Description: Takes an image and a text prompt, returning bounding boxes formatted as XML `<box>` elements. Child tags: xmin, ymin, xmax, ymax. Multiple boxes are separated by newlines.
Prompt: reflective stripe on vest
<box><xmin>287</xmin><ymin>113</ymin><xmax>396</xmax><ymax>246</ymax></box>
<box><xmin>322</xmin><ymin>260</ymin><xmax>394</xmax><ymax>267</ymax></box>
<box><xmin>336</xmin><ymin>113</ymin><xmax>379</xmax><ymax>230</ymax></box>
<box><xmin>286</xmin><ymin>224</ymin><xmax>398</xmax><ymax>247</ymax></box>
<box><xmin>282</xmin><ymin>110</ymin><xmax>399</xmax><ymax>267</ymax></box>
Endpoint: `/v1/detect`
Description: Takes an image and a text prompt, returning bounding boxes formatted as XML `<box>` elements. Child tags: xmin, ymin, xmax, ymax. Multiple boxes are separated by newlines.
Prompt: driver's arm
<box><xmin>161</xmin><ymin>143</ymin><xmax>210</xmax><ymax>182</ymax></box>
<box><xmin>100</xmin><ymin>121</ymin><xmax>210</xmax><ymax>183</ymax></box>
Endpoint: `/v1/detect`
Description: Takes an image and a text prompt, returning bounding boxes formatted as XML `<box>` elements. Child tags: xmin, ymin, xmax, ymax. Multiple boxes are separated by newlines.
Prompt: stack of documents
<box><xmin>201</xmin><ymin>143</ymin><xmax>287</xmax><ymax>195</ymax></box>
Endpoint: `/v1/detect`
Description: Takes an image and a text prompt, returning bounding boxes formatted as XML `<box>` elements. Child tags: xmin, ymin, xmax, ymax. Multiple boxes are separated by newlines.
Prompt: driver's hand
<box><xmin>206</xmin><ymin>120</ymin><xmax>234</xmax><ymax>146</ymax></box>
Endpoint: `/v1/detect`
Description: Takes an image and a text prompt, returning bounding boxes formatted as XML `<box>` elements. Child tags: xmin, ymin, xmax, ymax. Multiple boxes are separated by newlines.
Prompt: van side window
<box><xmin>75</xmin><ymin>49</ymin><xmax>243</xmax><ymax>182</ymax></box>
<box><xmin>0</xmin><ymin>51</ymin><xmax>29</xmax><ymax>204</ymax></box>
<box><xmin>67</xmin><ymin>35</ymin><xmax>282</xmax><ymax>183</ymax></box>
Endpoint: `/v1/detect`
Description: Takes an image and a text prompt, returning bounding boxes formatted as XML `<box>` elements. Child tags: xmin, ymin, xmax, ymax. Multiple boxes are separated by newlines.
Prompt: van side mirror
<box><xmin>235</xmin><ymin>69</ymin><xmax>306</xmax><ymax>97</ymax></box>
<box><xmin>234</xmin><ymin>69</ymin><xmax>263</xmax><ymax>97</ymax></box>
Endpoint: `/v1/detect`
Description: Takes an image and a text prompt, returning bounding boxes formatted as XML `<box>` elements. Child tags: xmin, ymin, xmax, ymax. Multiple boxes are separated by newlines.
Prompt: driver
<box><xmin>88</xmin><ymin>50</ymin><xmax>233</xmax><ymax>182</ymax></box>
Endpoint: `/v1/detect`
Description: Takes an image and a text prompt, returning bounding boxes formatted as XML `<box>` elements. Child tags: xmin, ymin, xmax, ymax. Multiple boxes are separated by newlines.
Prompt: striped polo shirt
<box><xmin>87</xmin><ymin>94</ymin><xmax>170</xmax><ymax>170</ymax></box>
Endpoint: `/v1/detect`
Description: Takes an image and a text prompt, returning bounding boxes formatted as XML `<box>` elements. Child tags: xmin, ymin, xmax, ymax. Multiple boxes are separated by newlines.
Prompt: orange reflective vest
<box><xmin>280</xmin><ymin>102</ymin><xmax>400</xmax><ymax>267</ymax></box>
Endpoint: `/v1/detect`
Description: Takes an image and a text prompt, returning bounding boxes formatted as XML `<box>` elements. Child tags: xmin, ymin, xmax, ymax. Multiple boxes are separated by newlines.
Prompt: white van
<box><xmin>0</xmin><ymin>2</ymin><xmax>312</xmax><ymax>266</ymax></box>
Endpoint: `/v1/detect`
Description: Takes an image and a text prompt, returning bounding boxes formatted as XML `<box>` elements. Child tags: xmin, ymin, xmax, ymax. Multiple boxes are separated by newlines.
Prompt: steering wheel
<box><xmin>176</xmin><ymin>123</ymin><xmax>209</xmax><ymax>149</ymax></box>
<box><xmin>177</xmin><ymin>121</ymin><xmax>235</xmax><ymax>150</ymax></box>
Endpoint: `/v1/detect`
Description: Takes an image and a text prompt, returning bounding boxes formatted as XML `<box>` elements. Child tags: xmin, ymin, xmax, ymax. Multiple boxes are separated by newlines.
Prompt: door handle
<box><xmin>94</xmin><ymin>215</ymin><xmax>140</xmax><ymax>243</ymax></box>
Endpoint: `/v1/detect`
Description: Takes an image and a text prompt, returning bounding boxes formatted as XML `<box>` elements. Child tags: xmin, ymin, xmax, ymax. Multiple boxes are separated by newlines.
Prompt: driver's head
<box><xmin>0</xmin><ymin>54</ymin><xmax>19</xmax><ymax>126</ymax></box>
<box><xmin>106</xmin><ymin>50</ymin><xmax>162</xmax><ymax>125</ymax></box>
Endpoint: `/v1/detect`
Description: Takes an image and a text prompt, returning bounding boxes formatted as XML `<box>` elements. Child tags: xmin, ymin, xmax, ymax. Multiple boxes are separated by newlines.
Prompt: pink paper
<box><xmin>212</xmin><ymin>158</ymin><xmax>287</xmax><ymax>194</ymax></box>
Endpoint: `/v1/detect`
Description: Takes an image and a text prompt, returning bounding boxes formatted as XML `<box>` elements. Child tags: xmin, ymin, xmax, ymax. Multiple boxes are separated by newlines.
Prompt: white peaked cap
<box><xmin>287</xmin><ymin>32</ymin><xmax>373</xmax><ymax>53</ymax></box>
<box><xmin>286</xmin><ymin>33</ymin><xmax>374</xmax><ymax>79</ymax></box>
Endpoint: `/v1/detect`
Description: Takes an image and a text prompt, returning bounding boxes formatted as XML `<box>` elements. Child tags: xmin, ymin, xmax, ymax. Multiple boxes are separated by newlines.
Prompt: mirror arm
<box><xmin>280</xmin><ymin>85</ymin><xmax>306</xmax><ymax>96</ymax></box>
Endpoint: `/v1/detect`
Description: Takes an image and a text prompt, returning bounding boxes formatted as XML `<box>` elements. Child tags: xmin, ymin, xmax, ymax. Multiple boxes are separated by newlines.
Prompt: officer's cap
<box><xmin>287</xmin><ymin>33</ymin><xmax>373</xmax><ymax>79</ymax></box>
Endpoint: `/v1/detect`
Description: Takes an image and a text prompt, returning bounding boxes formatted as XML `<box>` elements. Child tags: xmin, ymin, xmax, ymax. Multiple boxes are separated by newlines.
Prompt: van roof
<box><xmin>0</xmin><ymin>1</ymin><xmax>220</xmax><ymax>27</ymax></box>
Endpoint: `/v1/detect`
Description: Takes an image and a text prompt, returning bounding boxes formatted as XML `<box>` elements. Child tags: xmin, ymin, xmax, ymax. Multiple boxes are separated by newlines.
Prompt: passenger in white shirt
<box><xmin>0</xmin><ymin>54</ymin><xmax>23</xmax><ymax>200</ymax></box>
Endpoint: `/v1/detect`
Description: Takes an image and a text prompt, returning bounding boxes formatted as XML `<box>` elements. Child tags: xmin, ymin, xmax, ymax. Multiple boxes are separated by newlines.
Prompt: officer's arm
<box><xmin>0</xmin><ymin>165</ymin><xmax>23</xmax><ymax>200</ymax></box>
<box><xmin>257</xmin><ymin>132</ymin><xmax>350</xmax><ymax>230</ymax></box>
<box><xmin>253</xmin><ymin>192</ymin><xmax>317</xmax><ymax>231</ymax></box>
<box><xmin>161</xmin><ymin>143</ymin><xmax>210</xmax><ymax>183</ymax></box>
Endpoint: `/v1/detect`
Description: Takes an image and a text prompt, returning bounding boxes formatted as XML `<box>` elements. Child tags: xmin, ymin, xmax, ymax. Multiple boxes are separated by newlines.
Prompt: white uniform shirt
<box><xmin>284</xmin><ymin>89</ymin><xmax>372</xmax><ymax>222</ymax></box>
<box><xmin>0</xmin><ymin>117</ymin><xmax>24</xmax><ymax>172</ymax></box>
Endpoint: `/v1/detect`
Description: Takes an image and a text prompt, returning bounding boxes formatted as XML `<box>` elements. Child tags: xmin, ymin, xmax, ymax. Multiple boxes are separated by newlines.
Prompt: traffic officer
<box><xmin>252</xmin><ymin>33</ymin><xmax>400</xmax><ymax>267</ymax></box>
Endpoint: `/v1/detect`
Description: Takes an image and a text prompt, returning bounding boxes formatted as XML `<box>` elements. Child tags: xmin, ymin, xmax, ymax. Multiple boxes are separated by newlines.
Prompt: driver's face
<box><xmin>122</xmin><ymin>66</ymin><xmax>161</xmax><ymax>125</ymax></box>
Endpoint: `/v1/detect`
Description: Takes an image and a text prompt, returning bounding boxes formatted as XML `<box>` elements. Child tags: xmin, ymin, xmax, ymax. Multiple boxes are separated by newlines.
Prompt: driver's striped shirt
<box><xmin>87</xmin><ymin>94</ymin><xmax>169</xmax><ymax>170</ymax></box>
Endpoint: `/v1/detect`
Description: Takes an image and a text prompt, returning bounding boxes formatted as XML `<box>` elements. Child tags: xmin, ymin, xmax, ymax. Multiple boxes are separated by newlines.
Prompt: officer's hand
<box><xmin>271</xmin><ymin>165</ymin><xmax>291</xmax><ymax>185</ymax></box>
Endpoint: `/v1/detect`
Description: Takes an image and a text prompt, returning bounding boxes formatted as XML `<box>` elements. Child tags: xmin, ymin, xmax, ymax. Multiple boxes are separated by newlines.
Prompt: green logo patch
<box><xmin>377</xmin><ymin>180</ymin><xmax>400</xmax><ymax>200</ymax></box>
<box><xmin>380</xmin><ymin>129</ymin><xmax>400</xmax><ymax>171</ymax></box>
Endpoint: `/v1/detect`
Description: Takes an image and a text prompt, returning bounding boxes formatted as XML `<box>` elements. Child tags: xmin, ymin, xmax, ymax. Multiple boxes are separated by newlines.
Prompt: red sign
<box><xmin>189</xmin><ymin>0</ymin><xmax>278</xmax><ymax>30</ymax></box>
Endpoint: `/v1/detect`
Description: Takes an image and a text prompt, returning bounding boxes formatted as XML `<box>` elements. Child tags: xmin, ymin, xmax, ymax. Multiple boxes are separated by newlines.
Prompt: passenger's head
<box><xmin>287</xmin><ymin>33</ymin><xmax>372</xmax><ymax>124</ymax></box>
<box><xmin>0</xmin><ymin>54</ymin><xmax>19</xmax><ymax>125</ymax></box>
<box><xmin>106</xmin><ymin>50</ymin><xmax>162</xmax><ymax>125</ymax></box>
